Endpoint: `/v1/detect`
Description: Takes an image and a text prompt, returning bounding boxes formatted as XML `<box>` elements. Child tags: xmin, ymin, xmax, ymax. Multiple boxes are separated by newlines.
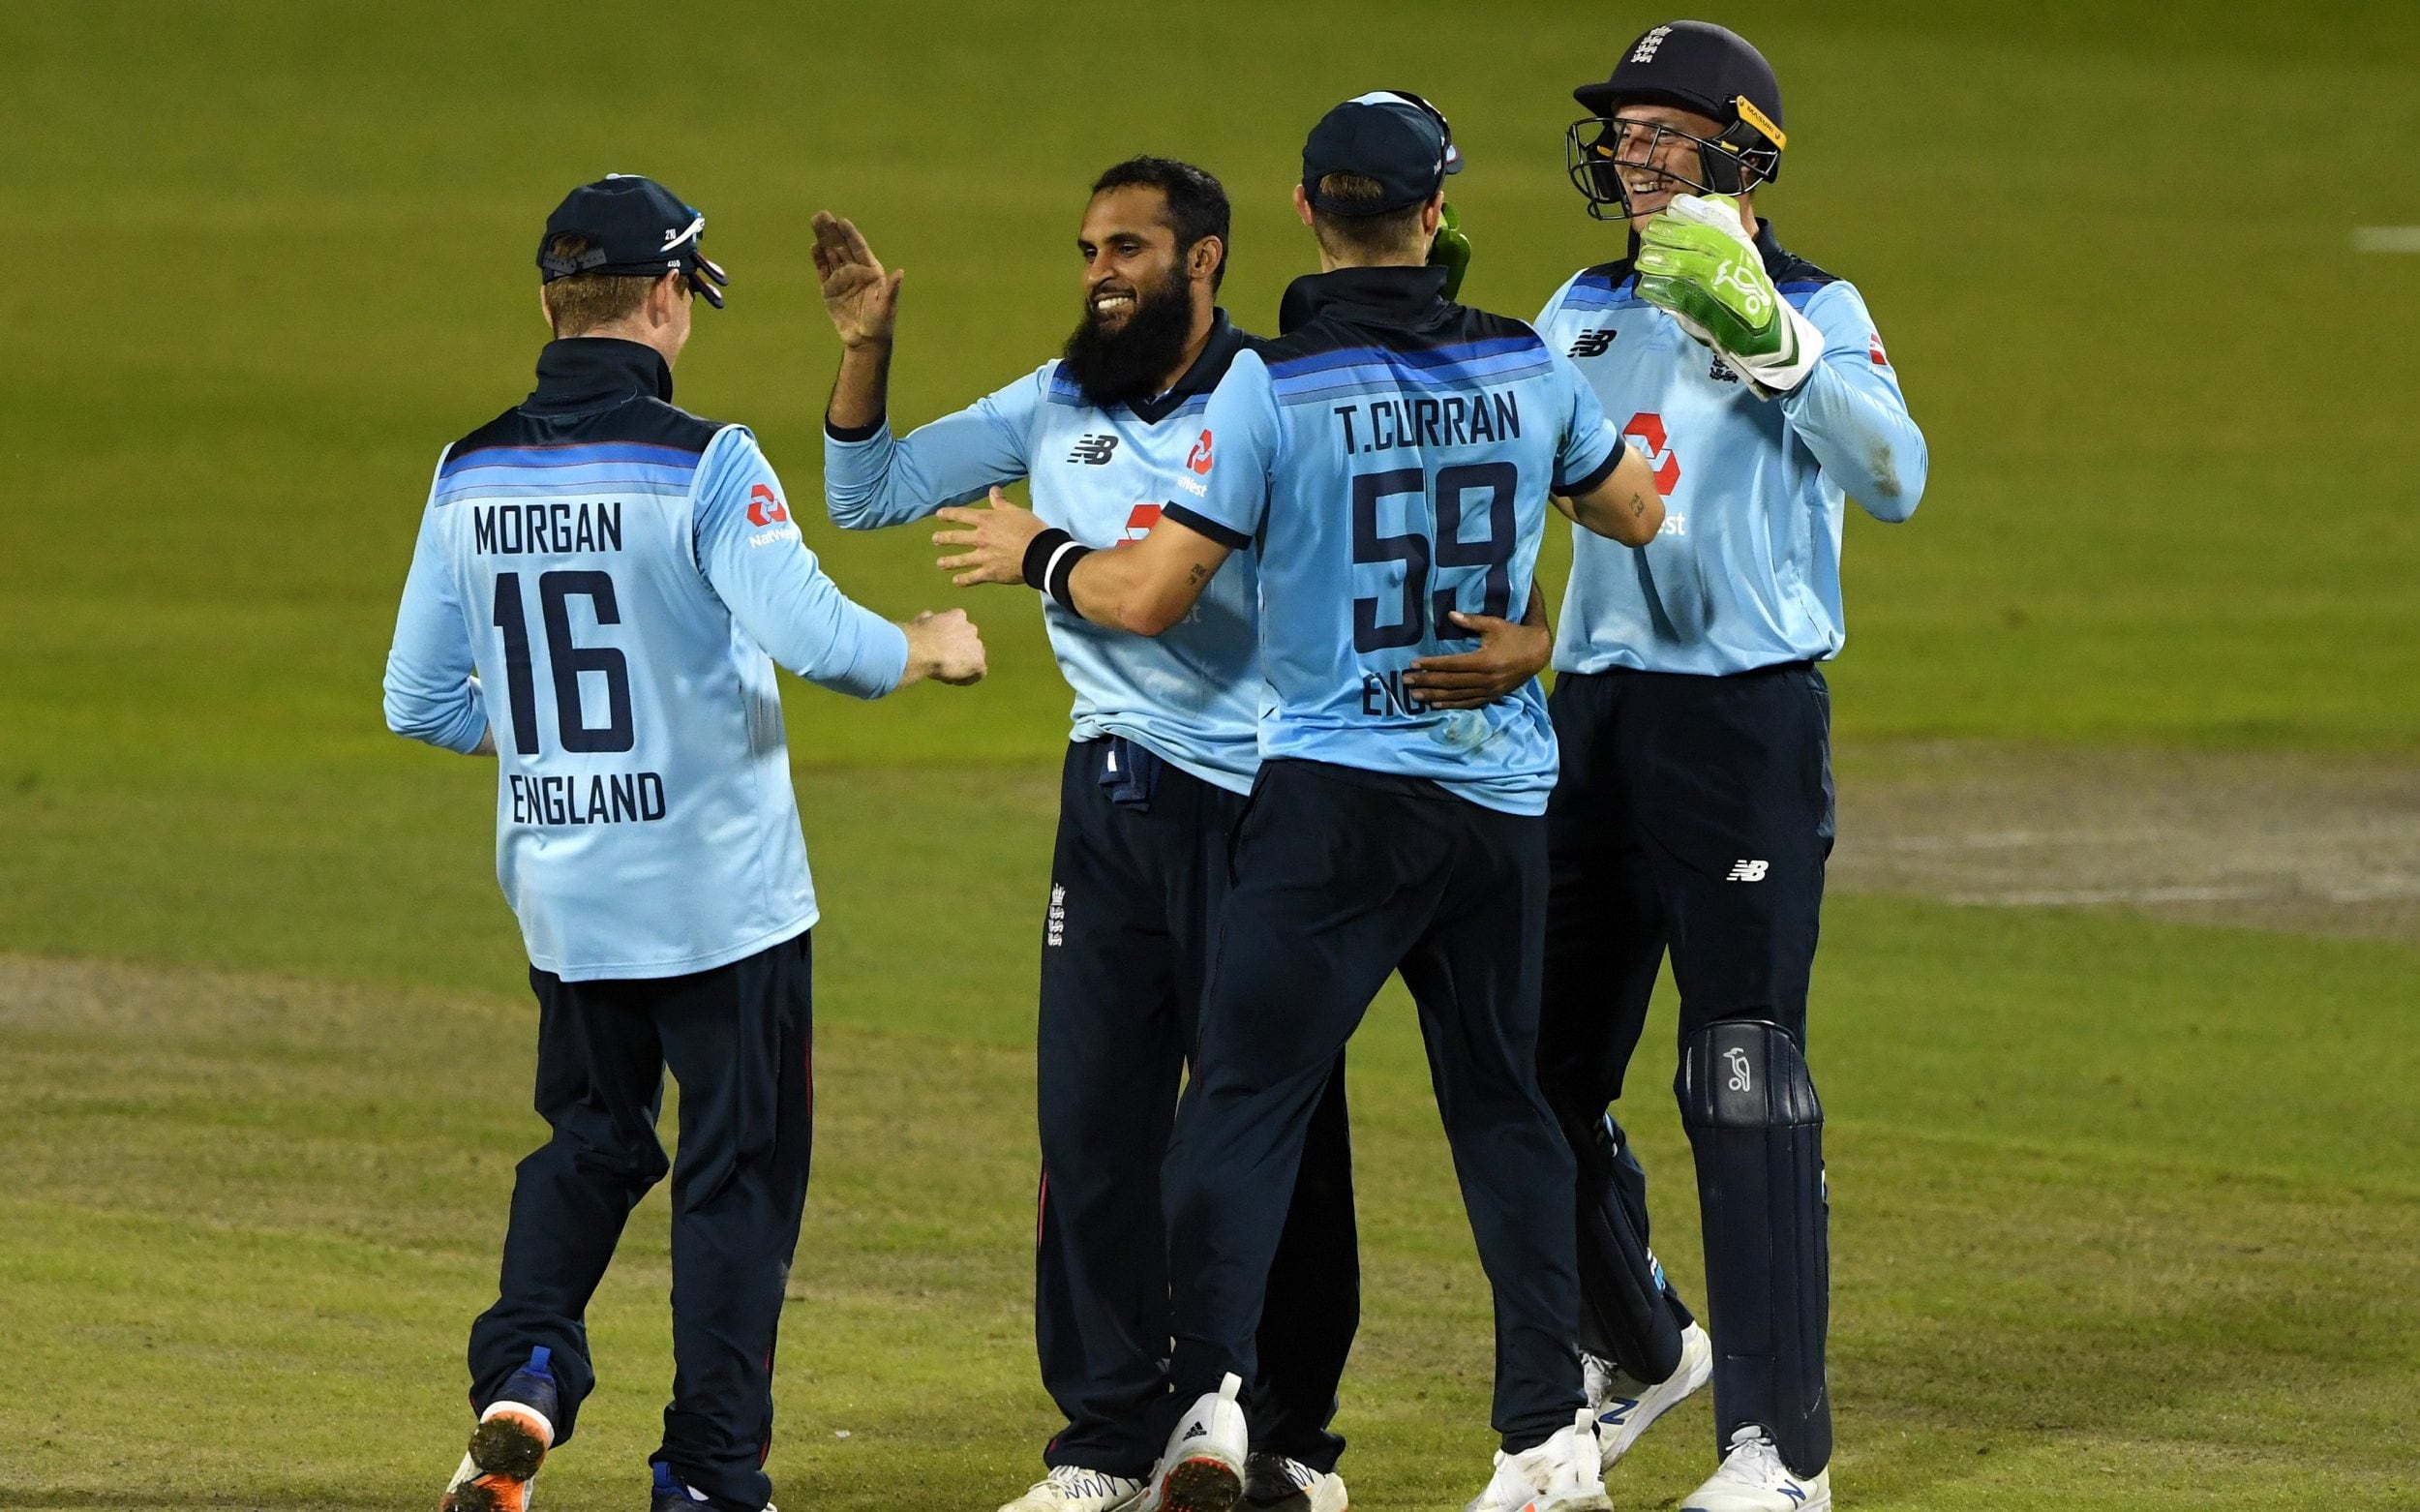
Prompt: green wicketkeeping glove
<box><xmin>1634</xmin><ymin>194</ymin><xmax>1822</xmax><ymax>394</ymax></box>
<box><xmin>1429</xmin><ymin>199</ymin><xmax>1472</xmax><ymax>302</ymax></box>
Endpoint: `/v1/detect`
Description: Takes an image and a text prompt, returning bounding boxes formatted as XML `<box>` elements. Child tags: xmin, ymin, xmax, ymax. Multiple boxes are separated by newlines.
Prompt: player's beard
<box><xmin>1060</xmin><ymin>264</ymin><xmax>1196</xmax><ymax>408</ymax></box>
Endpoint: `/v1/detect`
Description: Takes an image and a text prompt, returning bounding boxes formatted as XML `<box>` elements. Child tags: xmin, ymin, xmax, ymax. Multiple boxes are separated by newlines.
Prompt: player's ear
<box><xmin>1291</xmin><ymin>183</ymin><xmax>1316</xmax><ymax>227</ymax></box>
<box><xmin>1421</xmin><ymin>192</ymin><xmax>1445</xmax><ymax>235</ymax></box>
<box><xmin>1189</xmin><ymin>234</ymin><xmax>1224</xmax><ymax>285</ymax></box>
<box><xmin>652</xmin><ymin>270</ymin><xmax>685</xmax><ymax>325</ymax></box>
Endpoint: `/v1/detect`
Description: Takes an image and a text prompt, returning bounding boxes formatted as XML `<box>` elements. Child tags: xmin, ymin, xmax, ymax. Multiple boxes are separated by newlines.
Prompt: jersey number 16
<box><xmin>491</xmin><ymin>570</ymin><xmax>635</xmax><ymax>755</ymax></box>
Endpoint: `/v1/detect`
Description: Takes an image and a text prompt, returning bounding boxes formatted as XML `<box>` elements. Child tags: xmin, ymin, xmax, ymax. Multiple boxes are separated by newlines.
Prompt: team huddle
<box><xmin>383</xmin><ymin>19</ymin><xmax>1924</xmax><ymax>1512</ymax></box>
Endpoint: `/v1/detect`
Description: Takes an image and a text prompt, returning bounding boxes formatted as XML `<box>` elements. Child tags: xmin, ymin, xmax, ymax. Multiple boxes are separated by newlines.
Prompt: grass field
<box><xmin>4</xmin><ymin>1</ymin><xmax>2418</xmax><ymax>1507</ymax></box>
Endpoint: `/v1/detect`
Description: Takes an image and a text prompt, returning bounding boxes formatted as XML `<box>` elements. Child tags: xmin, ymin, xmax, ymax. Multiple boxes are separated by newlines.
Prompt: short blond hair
<box><xmin>539</xmin><ymin>234</ymin><xmax>657</xmax><ymax>336</ymax></box>
<box><xmin>1309</xmin><ymin>172</ymin><xmax>1427</xmax><ymax>260</ymax></box>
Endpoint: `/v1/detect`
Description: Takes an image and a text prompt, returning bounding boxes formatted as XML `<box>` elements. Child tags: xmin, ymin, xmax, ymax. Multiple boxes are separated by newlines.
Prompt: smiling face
<box><xmin>1076</xmin><ymin>184</ymin><xmax>1187</xmax><ymax>334</ymax></box>
<box><xmin>1596</xmin><ymin>100</ymin><xmax>1729</xmax><ymax>223</ymax></box>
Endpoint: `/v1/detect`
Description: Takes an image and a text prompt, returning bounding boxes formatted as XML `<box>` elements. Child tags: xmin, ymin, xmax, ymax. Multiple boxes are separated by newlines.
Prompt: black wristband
<box><xmin>1020</xmin><ymin>528</ymin><xmax>1095</xmax><ymax>611</ymax></box>
<box><xmin>1021</xmin><ymin>528</ymin><xmax>1072</xmax><ymax>590</ymax></box>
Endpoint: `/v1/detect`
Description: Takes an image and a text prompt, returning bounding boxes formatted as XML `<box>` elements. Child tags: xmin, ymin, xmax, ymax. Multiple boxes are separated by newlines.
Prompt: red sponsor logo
<box><xmin>747</xmin><ymin>483</ymin><xmax>790</xmax><ymax>528</ymax></box>
<box><xmin>1868</xmin><ymin>332</ymin><xmax>1890</xmax><ymax>367</ymax></box>
<box><xmin>1185</xmin><ymin>429</ymin><xmax>1214</xmax><ymax>475</ymax></box>
<box><xmin>1622</xmin><ymin>411</ymin><xmax>1680</xmax><ymax>495</ymax></box>
<box><xmin>1119</xmin><ymin>503</ymin><xmax>1162</xmax><ymax>545</ymax></box>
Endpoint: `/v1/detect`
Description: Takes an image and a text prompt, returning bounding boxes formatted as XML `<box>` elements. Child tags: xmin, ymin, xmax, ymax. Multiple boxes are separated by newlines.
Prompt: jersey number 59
<box><xmin>1351</xmin><ymin>462</ymin><xmax>1517</xmax><ymax>651</ymax></box>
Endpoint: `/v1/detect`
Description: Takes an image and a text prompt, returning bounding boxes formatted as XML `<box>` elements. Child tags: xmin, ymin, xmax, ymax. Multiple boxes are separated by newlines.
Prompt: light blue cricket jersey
<box><xmin>1169</xmin><ymin>266</ymin><xmax>1628</xmax><ymax>817</ymax></box>
<box><xmin>1536</xmin><ymin>220</ymin><xmax>1928</xmax><ymax>677</ymax></box>
<box><xmin>823</xmin><ymin>313</ymin><xmax>1263</xmax><ymax>794</ymax></box>
<box><xmin>384</xmin><ymin>338</ymin><xmax>910</xmax><ymax>982</ymax></box>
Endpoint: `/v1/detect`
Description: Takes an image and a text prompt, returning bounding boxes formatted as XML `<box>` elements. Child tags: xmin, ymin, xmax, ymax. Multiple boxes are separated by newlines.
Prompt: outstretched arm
<box><xmin>699</xmin><ymin>429</ymin><xmax>985</xmax><ymax>695</ymax></box>
<box><xmin>930</xmin><ymin>490</ymin><xmax>1233</xmax><ymax>637</ymax></box>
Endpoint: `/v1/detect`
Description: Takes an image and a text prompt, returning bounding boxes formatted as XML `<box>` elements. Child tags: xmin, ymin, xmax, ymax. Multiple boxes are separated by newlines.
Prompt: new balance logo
<box><xmin>1066</xmin><ymin>434</ymin><xmax>1119</xmax><ymax>465</ymax></box>
<box><xmin>1725</xmin><ymin>859</ymin><xmax>1770</xmax><ymax>882</ymax></box>
<box><xmin>1568</xmin><ymin>328</ymin><xmax>1618</xmax><ymax>359</ymax></box>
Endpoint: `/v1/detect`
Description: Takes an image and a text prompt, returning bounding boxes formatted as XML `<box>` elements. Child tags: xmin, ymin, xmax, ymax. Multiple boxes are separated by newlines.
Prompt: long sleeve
<box><xmin>696</xmin><ymin>427</ymin><xmax>910</xmax><ymax>699</ymax></box>
<box><xmin>821</xmin><ymin>364</ymin><xmax>1044</xmax><ymax>529</ymax></box>
<box><xmin>1778</xmin><ymin>282</ymin><xmax>1928</xmax><ymax>522</ymax></box>
<box><xmin>382</xmin><ymin>457</ymin><xmax>491</xmax><ymax>753</ymax></box>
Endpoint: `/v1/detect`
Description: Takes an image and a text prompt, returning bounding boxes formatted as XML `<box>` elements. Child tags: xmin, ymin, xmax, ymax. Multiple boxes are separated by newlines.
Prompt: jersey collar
<box><xmin>1123</xmin><ymin>309</ymin><xmax>1247</xmax><ymax>426</ymax></box>
<box><xmin>1276</xmin><ymin>263</ymin><xmax>1451</xmax><ymax>335</ymax></box>
<box><xmin>528</xmin><ymin>337</ymin><xmax>675</xmax><ymax>411</ymax></box>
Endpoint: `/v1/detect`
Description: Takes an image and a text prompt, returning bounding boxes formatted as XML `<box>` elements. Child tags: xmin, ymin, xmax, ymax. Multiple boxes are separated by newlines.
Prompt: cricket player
<box><xmin>813</xmin><ymin>153</ymin><xmax>1543</xmax><ymax>1512</ymax></box>
<box><xmin>1530</xmin><ymin>22</ymin><xmax>1929</xmax><ymax>1512</ymax></box>
<box><xmin>935</xmin><ymin>94</ymin><xmax>1665</xmax><ymax>1512</ymax></box>
<box><xmin>382</xmin><ymin>173</ymin><xmax>985</xmax><ymax>1512</ymax></box>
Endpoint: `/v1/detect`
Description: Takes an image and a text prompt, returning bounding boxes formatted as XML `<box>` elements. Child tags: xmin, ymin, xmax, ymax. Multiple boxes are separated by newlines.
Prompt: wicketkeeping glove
<box><xmin>1635</xmin><ymin>194</ymin><xmax>1824</xmax><ymax>396</ymax></box>
<box><xmin>1429</xmin><ymin>199</ymin><xmax>1472</xmax><ymax>302</ymax></box>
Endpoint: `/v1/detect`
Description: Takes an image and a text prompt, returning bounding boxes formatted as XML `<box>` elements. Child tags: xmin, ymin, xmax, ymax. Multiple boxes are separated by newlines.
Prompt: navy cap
<box><xmin>1301</xmin><ymin>91</ymin><xmax>1463</xmax><ymax>216</ymax></box>
<box><xmin>537</xmin><ymin>174</ymin><xmax>730</xmax><ymax>309</ymax></box>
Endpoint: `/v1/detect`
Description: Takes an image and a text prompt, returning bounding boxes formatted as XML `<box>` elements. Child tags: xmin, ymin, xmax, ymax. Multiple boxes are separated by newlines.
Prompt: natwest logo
<box><xmin>1119</xmin><ymin>503</ymin><xmax>1162</xmax><ymax>545</ymax></box>
<box><xmin>747</xmin><ymin>483</ymin><xmax>789</xmax><ymax>528</ymax></box>
<box><xmin>1622</xmin><ymin>412</ymin><xmax>1680</xmax><ymax>495</ymax></box>
<box><xmin>1184</xmin><ymin>429</ymin><xmax>1214</xmax><ymax>475</ymax></box>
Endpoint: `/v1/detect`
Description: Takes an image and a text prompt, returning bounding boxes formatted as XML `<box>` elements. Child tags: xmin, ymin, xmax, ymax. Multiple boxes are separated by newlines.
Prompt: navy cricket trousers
<box><xmin>1040</xmin><ymin>738</ymin><xmax>1359</xmax><ymax>1478</ymax></box>
<box><xmin>469</xmin><ymin>930</ymin><xmax>814</xmax><ymax>1512</ymax></box>
<box><xmin>1538</xmin><ymin>663</ymin><xmax>1835</xmax><ymax>1467</ymax></box>
<box><xmin>1160</xmin><ymin>759</ymin><xmax>1583</xmax><ymax>1455</ymax></box>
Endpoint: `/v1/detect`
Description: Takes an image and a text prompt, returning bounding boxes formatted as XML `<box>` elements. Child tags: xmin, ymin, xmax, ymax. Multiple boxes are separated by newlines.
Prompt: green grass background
<box><xmin>2</xmin><ymin>1</ymin><xmax>2417</xmax><ymax>1507</ymax></box>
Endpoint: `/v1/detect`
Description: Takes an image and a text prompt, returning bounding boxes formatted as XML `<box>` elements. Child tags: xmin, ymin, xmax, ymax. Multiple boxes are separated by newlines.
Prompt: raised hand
<box><xmin>1634</xmin><ymin>194</ymin><xmax>1824</xmax><ymax>394</ymax></box>
<box><xmin>1634</xmin><ymin>194</ymin><xmax>1782</xmax><ymax>359</ymax></box>
<box><xmin>810</xmin><ymin>211</ymin><xmax>903</xmax><ymax>349</ymax></box>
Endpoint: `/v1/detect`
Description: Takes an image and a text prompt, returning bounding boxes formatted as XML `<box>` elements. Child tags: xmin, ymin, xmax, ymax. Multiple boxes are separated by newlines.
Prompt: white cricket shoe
<box><xmin>1586</xmin><ymin>1321</ymin><xmax>1713</xmax><ymax>1466</ymax></box>
<box><xmin>999</xmin><ymin>1465</ymin><xmax>1148</xmax><ymax>1512</ymax></box>
<box><xmin>1461</xmin><ymin>1410</ymin><xmax>1612</xmax><ymax>1512</ymax></box>
<box><xmin>1138</xmin><ymin>1373</ymin><xmax>1249</xmax><ymax>1512</ymax></box>
<box><xmin>1242</xmin><ymin>1453</ymin><xmax>1348</xmax><ymax>1512</ymax></box>
<box><xmin>1679</xmin><ymin>1426</ymin><xmax>1830</xmax><ymax>1512</ymax></box>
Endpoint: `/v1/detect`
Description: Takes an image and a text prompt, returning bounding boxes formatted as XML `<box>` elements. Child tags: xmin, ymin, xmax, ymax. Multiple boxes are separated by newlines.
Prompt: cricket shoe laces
<box><xmin>1586</xmin><ymin>1321</ymin><xmax>1713</xmax><ymax>1466</ymax></box>
<box><xmin>1139</xmin><ymin>1373</ymin><xmax>1248</xmax><ymax>1512</ymax></box>
<box><xmin>1242</xmin><ymin>1452</ymin><xmax>1348</xmax><ymax>1512</ymax></box>
<box><xmin>439</xmin><ymin>1346</ymin><xmax>560</xmax><ymax>1512</ymax></box>
<box><xmin>998</xmin><ymin>1464</ymin><xmax>1149</xmax><ymax>1512</ymax></box>
<box><xmin>1679</xmin><ymin>1426</ymin><xmax>1830</xmax><ymax>1512</ymax></box>
<box><xmin>1461</xmin><ymin>1410</ymin><xmax>1611</xmax><ymax>1512</ymax></box>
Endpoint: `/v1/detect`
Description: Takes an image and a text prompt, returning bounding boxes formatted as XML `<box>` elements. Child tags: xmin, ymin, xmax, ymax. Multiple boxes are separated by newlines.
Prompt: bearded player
<box><xmin>1524</xmin><ymin>21</ymin><xmax>1929</xmax><ymax>1512</ymax></box>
